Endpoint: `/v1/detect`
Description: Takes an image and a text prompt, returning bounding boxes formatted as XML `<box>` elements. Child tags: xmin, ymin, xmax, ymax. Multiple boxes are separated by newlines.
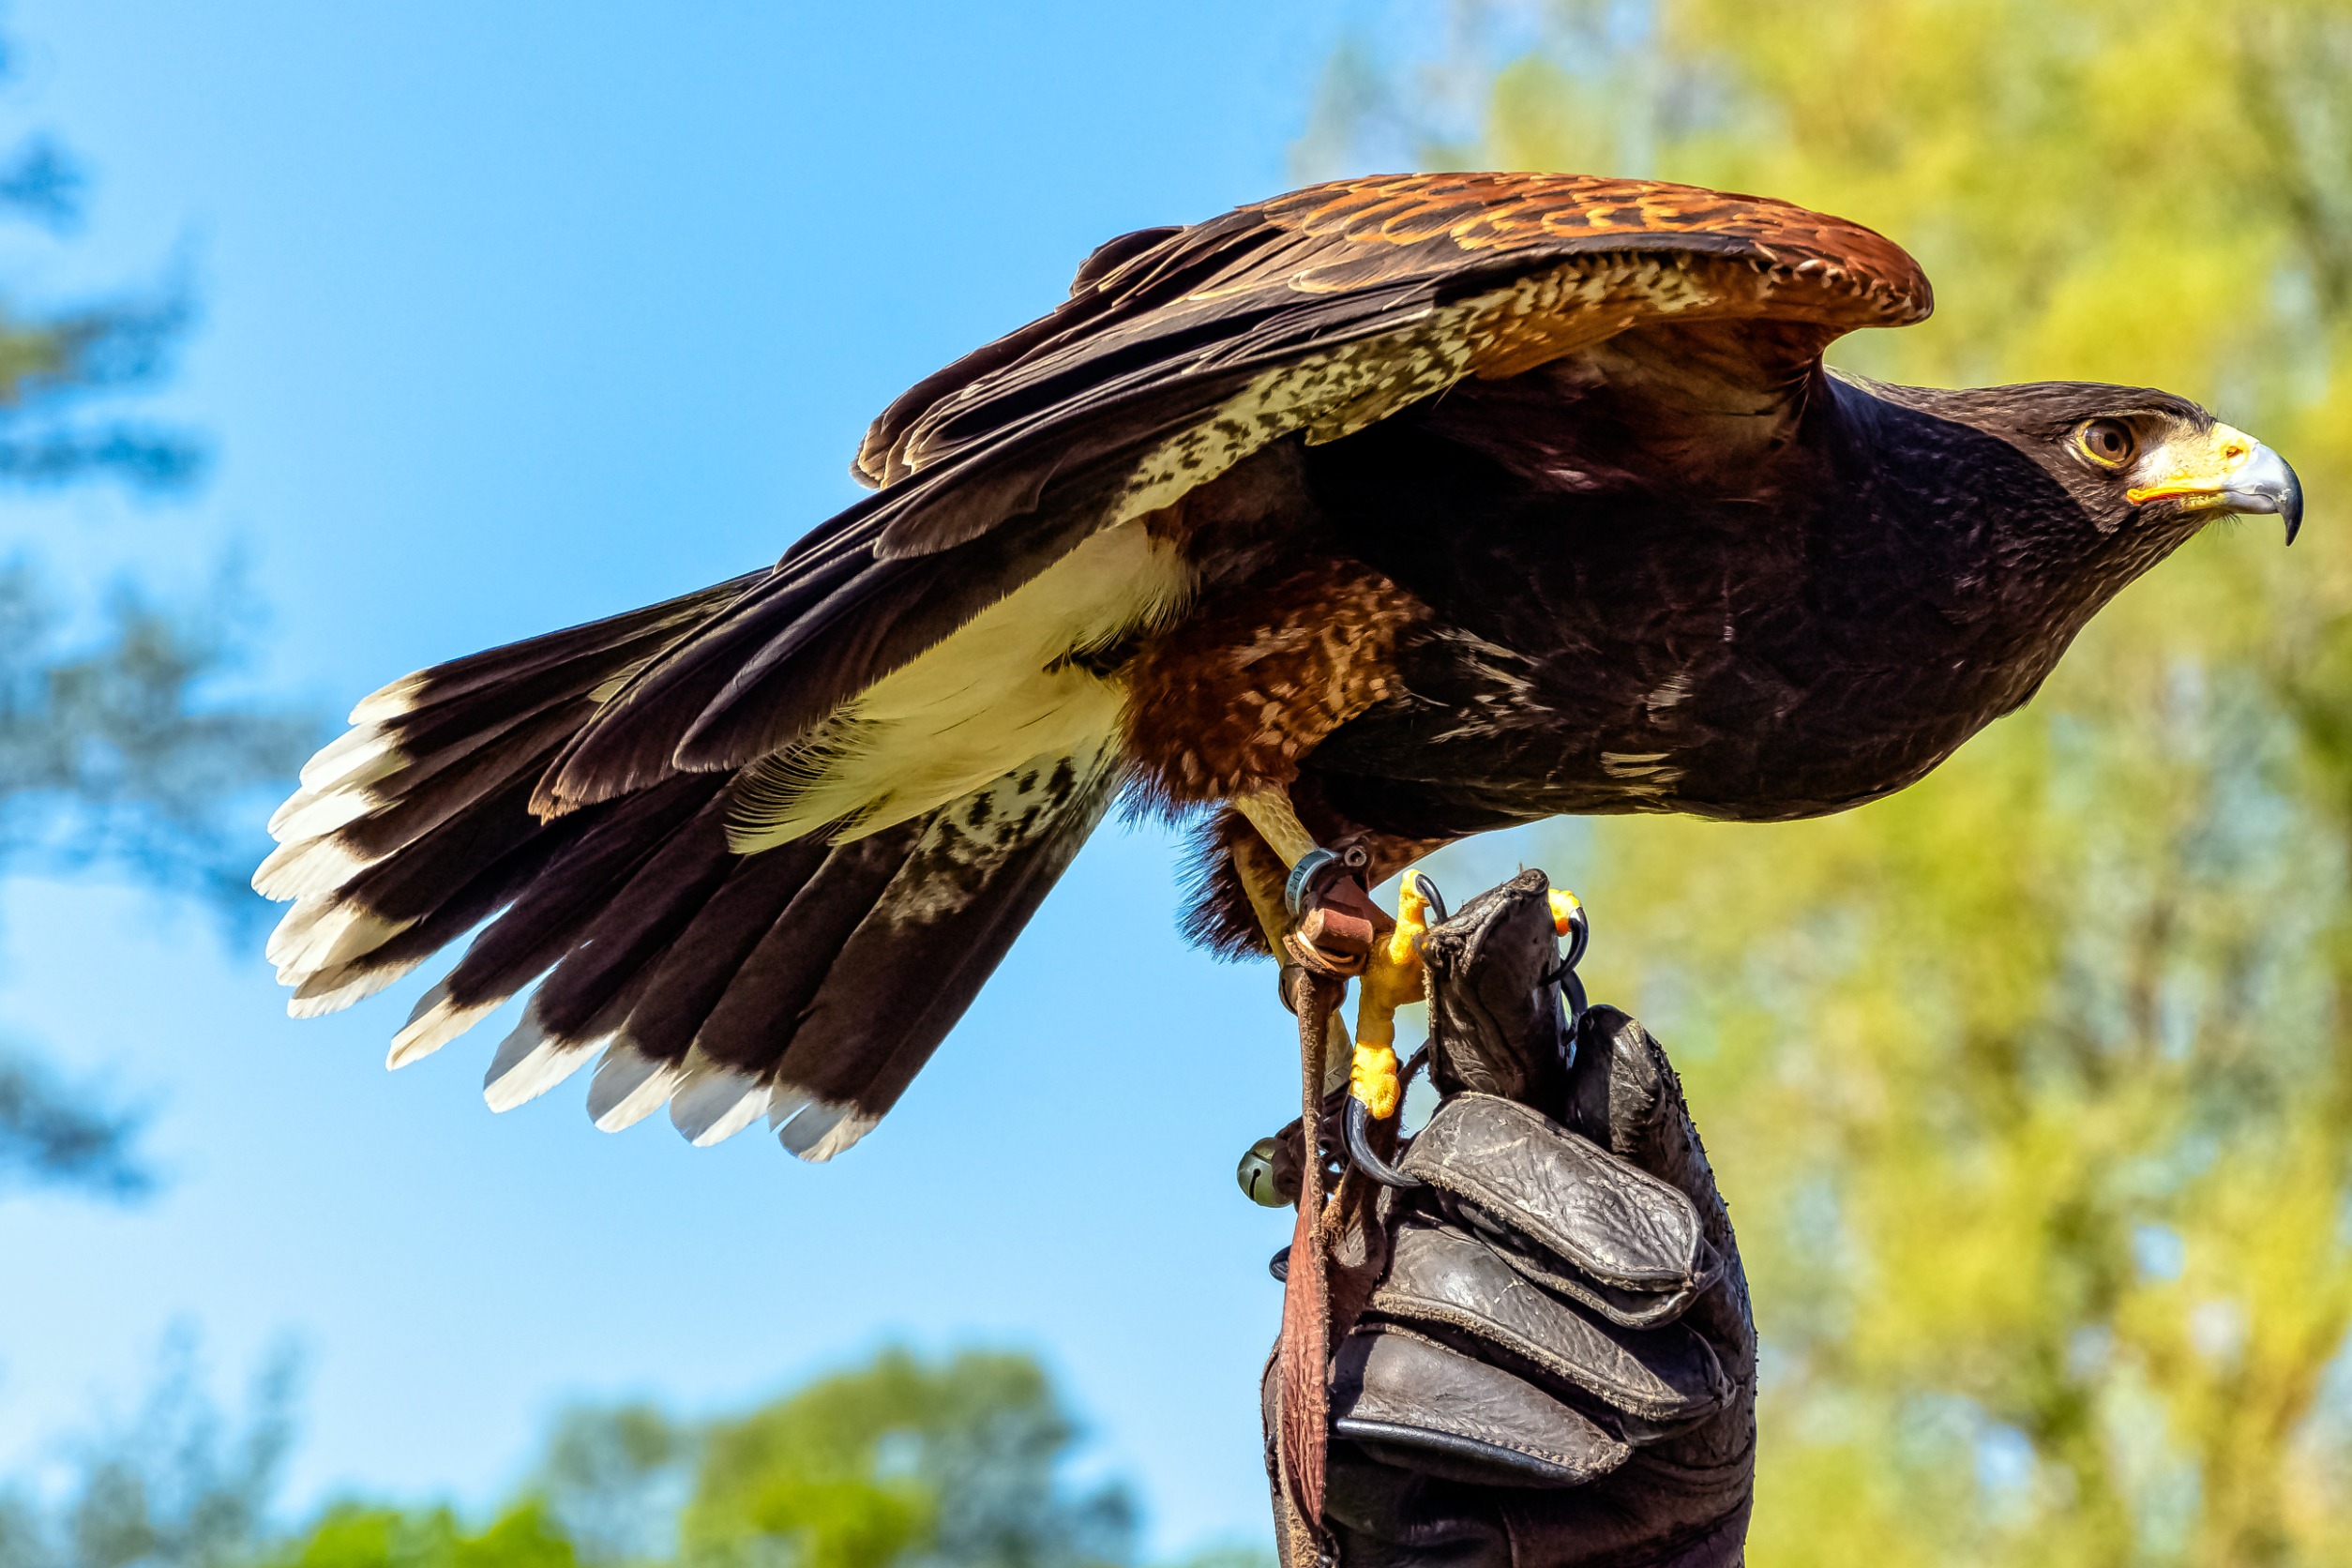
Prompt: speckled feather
<box><xmin>856</xmin><ymin>173</ymin><xmax>1929</xmax><ymax>491</ymax></box>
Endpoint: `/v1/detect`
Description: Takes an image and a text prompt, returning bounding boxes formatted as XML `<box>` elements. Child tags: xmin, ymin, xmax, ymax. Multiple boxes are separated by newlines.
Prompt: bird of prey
<box><xmin>258</xmin><ymin>173</ymin><xmax>2302</xmax><ymax>1162</ymax></box>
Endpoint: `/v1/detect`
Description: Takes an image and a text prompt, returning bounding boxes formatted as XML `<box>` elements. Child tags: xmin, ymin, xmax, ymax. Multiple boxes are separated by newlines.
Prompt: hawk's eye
<box><xmin>2076</xmin><ymin>418</ymin><xmax>2138</xmax><ymax>469</ymax></box>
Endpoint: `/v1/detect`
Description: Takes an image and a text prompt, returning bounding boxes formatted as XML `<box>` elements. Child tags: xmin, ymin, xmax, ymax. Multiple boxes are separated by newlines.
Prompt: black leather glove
<box><xmin>1274</xmin><ymin>870</ymin><xmax>1756</xmax><ymax>1568</ymax></box>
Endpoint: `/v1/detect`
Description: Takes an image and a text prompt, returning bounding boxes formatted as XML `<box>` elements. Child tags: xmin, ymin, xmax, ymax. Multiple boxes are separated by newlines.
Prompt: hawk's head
<box><xmin>1886</xmin><ymin>381</ymin><xmax>2303</xmax><ymax>548</ymax></box>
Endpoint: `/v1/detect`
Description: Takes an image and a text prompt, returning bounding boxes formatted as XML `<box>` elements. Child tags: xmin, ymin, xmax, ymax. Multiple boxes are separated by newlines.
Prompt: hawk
<box><xmin>257</xmin><ymin>173</ymin><xmax>2301</xmax><ymax>1160</ymax></box>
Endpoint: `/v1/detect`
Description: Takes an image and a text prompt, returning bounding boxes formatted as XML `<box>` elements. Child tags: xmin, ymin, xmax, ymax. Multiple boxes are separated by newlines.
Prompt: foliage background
<box><xmin>1304</xmin><ymin>1</ymin><xmax>2352</xmax><ymax>1561</ymax></box>
<box><xmin>0</xmin><ymin>1342</ymin><xmax>1146</xmax><ymax>1568</ymax></box>
<box><xmin>0</xmin><ymin>30</ymin><xmax>315</xmax><ymax>1202</ymax></box>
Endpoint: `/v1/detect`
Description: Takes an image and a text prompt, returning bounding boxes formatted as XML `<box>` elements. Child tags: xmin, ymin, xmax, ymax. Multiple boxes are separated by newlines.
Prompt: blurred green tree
<box><xmin>1305</xmin><ymin>1</ymin><xmax>2352</xmax><ymax>1561</ymax></box>
<box><xmin>531</xmin><ymin>1404</ymin><xmax>691</xmax><ymax>1568</ymax></box>
<box><xmin>0</xmin><ymin>1330</ymin><xmax>299</xmax><ymax>1568</ymax></box>
<box><xmin>0</xmin><ymin>28</ymin><xmax>318</xmax><ymax>1203</ymax></box>
<box><xmin>256</xmin><ymin>1504</ymin><xmax>578</xmax><ymax>1568</ymax></box>
<box><xmin>4</xmin><ymin>1348</ymin><xmax>1152</xmax><ymax>1568</ymax></box>
<box><xmin>683</xmin><ymin>1349</ymin><xmax>1134</xmax><ymax>1568</ymax></box>
<box><xmin>0</xmin><ymin>1040</ymin><xmax>149</xmax><ymax>1199</ymax></box>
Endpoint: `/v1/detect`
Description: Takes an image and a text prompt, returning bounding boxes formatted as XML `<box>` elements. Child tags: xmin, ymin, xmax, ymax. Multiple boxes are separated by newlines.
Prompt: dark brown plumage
<box><xmin>257</xmin><ymin>173</ymin><xmax>2302</xmax><ymax>1160</ymax></box>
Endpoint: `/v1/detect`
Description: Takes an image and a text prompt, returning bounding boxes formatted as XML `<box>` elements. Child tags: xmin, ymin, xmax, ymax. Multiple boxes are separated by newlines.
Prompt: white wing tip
<box><xmin>350</xmin><ymin>673</ymin><xmax>424</xmax><ymax>725</ymax></box>
<box><xmin>587</xmin><ymin>1045</ymin><xmax>686</xmax><ymax>1132</ymax></box>
<box><xmin>482</xmin><ymin>1011</ymin><xmax>597</xmax><ymax>1109</ymax></box>
<box><xmin>670</xmin><ymin>1064</ymin><xmax>772</xmax><ymax>1147</ymax></box>
<box><xmin>269</xmin><ymin>903</ymin><xmax>411</xmax><ymax>984</ymax></box>
<box><xmin>388</xmin><ymin>983</ymin><xmax>501</xmax><ymax>1069</ymax></box>
<box><xmin>774</xmin><ymin>1094</ymin><xmax>876</xmax><ymax>1163</ymax></box>
<box><xmin>290</xmin><ymin>957</ymin><xmax>417</xmax><ymax>1019</ymax></box>
<box><xmin>253</xmin><ymin>835</ymin><xmax>374</xmax><ymax>903</ymax></box>
<box><xmin>268</xmin><ymin>786</ymin><xmax>379</xmax><ymax>846</ymax></box>
<box><xmin>298</xmin><ymin>723</ymin><xmax>405</xmax><ymax>793</ymax></box>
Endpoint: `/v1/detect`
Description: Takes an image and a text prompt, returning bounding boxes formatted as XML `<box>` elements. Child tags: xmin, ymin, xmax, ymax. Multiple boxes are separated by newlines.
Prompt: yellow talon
<box><xmin>1350</xmin><ymin>869</ymin><xmax>1432</xmax><ymax>1120</ymax></box>
<box><xmin>1547</xmin><ymin>885</ymin><xmax>1584</xmax><ymax>937</ymax></box>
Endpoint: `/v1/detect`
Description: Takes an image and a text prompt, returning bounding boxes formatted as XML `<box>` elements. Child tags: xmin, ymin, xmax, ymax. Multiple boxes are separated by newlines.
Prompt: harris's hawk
<box><xmin>258</xmin><ymin>173</ymin><xmax>2302</xmax><ymax>1160</ymax></box>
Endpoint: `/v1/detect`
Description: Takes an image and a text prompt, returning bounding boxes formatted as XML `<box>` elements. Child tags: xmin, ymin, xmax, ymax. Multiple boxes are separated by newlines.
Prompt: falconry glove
<box><xmin>1267</xmin><ymin>871</ymin><xmax>1756</xmax><ymax>1568</ymax></box>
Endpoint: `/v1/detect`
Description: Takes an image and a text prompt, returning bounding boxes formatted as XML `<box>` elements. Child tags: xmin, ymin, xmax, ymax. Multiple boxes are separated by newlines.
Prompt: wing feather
<box><xmin>537</xmin><ymin>173</ymin><xmax>1929</xmax><ymax>809</ymax></box>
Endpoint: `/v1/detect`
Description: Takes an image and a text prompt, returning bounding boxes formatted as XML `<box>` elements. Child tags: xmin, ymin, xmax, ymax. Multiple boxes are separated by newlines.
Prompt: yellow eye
<box><xmin>2077</xmin><ymin>418</ymin><xmax>2138</xmax><ymax>468</ymax></box>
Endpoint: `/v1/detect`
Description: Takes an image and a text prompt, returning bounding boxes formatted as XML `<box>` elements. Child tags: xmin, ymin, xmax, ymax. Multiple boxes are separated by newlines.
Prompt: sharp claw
<box><xmin>1546</xmin><ymin>885</ymin><xmax>1582</xmax><ymax>936</ymax></box>
<box><xmin>1344</xmin><ymin>1096</ymin><xmax>1425</xmax><ymax>1189</ymax></box>
<box><xmin>1547</xmin><ymin>885</ymin><xmax>1590</xmax><ymax>968</ymax></box>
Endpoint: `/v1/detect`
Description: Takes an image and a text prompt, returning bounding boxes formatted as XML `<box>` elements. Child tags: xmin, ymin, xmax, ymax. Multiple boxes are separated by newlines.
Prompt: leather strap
<box><xmin>1275</xmin><ymin>966</ymin><xmax>1344</xmax><ymax>1566</ymax></box>
<box><xmin>1282</xmin><ymin>859</ymin><xmax>1395</xmax><ymax>978</ymax></box>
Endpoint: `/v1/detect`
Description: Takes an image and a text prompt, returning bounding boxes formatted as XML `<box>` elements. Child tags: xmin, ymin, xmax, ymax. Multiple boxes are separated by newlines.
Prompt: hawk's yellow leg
<box><xmin>1231</xmin><ymin>790</ymin><xmax>1350</xmax><ymax>1095</ymax></box>
<box><xmin>1232</xmin><ymin>787</ymin><xmax>1425</xmax><ymax>1119</ymax></box>
<box><xmin>1349</xmin><ymin>874</ymin><xmax>1428</xmax><ymax>1119</ymax></box>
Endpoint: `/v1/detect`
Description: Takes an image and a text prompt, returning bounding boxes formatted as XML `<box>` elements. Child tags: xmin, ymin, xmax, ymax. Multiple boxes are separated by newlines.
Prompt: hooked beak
<box><xmin>2128</xmin><ymin>424</ymin><xmax>2304</xmax><ymax>544</ymax></box>
<box><xmin>2242</xmin><ymin>444</ymin><xmax>2304</xmax><ymax>544</ymax></box>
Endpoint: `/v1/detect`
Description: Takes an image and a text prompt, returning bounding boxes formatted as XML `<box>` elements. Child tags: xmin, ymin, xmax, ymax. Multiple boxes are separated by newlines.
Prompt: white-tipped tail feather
<box><xmin>482</xmin><ymin>1008</ymin><xmax>596</xmax><ymax>1109</ymax></box>
<box><xmin>668</xmin><ymin>1056</ymin><xmax>772</xmax><ymax>1146</ymax></box>
<box><xmin>774</xmin><ymin>1095</ymin><xmax>876</xmax><ymax>1163</ymax></box>
<box><xmin>260</xmin><ymin>542</ymin><xmax>1129</xmax><ymax>1162</ymax></box>
<box><xmin>297</xmin><ymin>722</ymin><xmax>405</xmax><ymax>794</ymax></box>
<box><xmin>389</xmin><ymin>983</ymin><xmax>503</xmax><ymax>1069</ymax></box>
<box><xmin>588</xmin><ymin>1045</ymin><xmax>686</xmax><ymax>1132</ymax></box>
<box><xmin>268</xmin><ymin>899</ymin><xmax>413</xmax><ymax>981</ymax></box>
<box><xmin>291</xmin><ymin>957</ymin><xmax>421</xmax><ymax>1018</ymax></box>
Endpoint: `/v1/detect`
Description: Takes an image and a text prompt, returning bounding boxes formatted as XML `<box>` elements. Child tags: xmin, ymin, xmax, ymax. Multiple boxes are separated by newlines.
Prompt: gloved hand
<box><xmin>1269</xmin><ymin>870</ymin><xmax>1756</xmax><ymax>1568</ymax></box>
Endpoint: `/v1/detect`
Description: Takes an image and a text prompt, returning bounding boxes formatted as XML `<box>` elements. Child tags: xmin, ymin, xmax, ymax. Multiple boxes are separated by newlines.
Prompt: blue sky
<box><xmin>0</xmin><ymin>2</ymin><xmax>1560</xmax><ymax>1555</ymax></box>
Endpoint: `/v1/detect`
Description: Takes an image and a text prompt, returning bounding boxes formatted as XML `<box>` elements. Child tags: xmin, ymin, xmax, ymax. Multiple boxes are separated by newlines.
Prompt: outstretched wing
<box><xmin>537</xmin><ymin>173</ymin><xmax>1931</xmax><ymax>811</ymax></box>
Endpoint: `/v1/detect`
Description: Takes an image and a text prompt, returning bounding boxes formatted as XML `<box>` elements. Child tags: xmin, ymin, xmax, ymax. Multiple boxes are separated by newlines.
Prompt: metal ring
<box><xmin>1285</xmin><ymin>847</ymin><xmax>1340</xmax><ymax>915</ymax></box>
<box><xmin>1344</xmin><ymin>1096</ymin><xmax>1426</xmax><ymax>1189</ymax></box>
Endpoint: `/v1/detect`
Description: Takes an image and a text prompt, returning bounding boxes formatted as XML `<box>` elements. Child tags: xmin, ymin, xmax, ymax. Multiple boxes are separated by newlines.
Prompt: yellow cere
<box><xmin>1349</xmin><ymin>869</ymin><xmax>1432</xmax><ymax>1121</ymax></box>
<box><xmin>2126</xmin><ymin>422</ymin><xmax>2258</xmax><ymax>509</ymax></box>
